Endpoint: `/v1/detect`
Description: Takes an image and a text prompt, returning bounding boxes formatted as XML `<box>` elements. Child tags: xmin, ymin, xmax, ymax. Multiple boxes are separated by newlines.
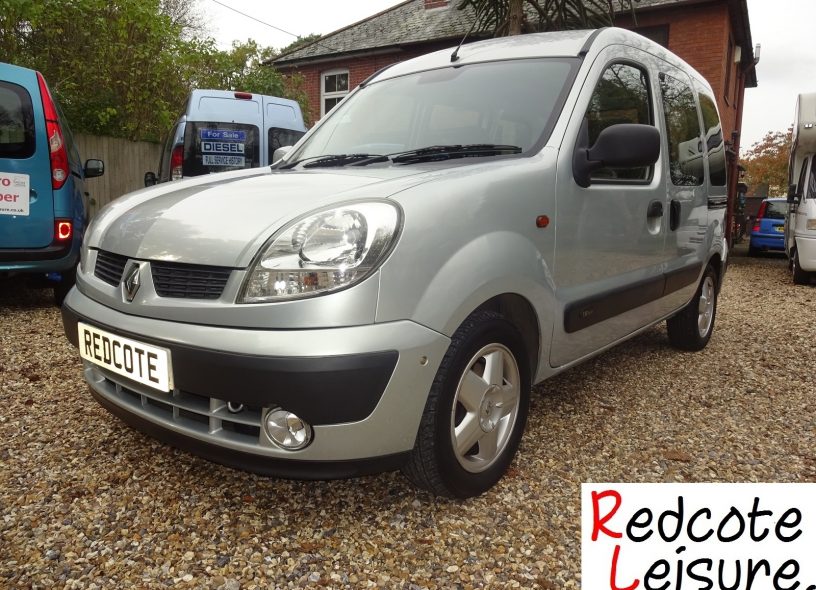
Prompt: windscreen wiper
<box><xmin>280</xmin><ymin>153</ymin><xmax>388</xmax><ymax>169</ymax></box>
<box><xmin>387</xmin><ymin>144</ymin><xmax>522</xmax><ymax>164</ymax></box>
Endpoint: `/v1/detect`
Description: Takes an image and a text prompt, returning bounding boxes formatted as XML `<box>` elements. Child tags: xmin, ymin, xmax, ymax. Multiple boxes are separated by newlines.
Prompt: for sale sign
<box><xmin>582</xmin><ymin>483</ymin><xmax>816</xmax><ymax>590</ymax></box>
<box><xmin>0</xmin><ymin>172</ymin><xmax>30</xmax><ymax>216</ymax></box>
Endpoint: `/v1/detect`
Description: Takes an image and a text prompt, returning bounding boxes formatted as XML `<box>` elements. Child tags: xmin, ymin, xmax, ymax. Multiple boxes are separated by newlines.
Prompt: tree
<box><xmin>741</xmin><ymin>128</ymin><xmax>792</xmax><ymax>197</ymax></box>
<box><xmin>457</xmin><ymin>0</ymin><xmax>638</xmax><ymax>36</ymax></box>
<box><xmin>0</xmin><ymin>0</ymin><xmax>306</xmax><ymax>141</ymax></box>
<box><xmin>278</xmin><ymin>33</ymin><xmax>323</xmax><ymax>56</ymax></box>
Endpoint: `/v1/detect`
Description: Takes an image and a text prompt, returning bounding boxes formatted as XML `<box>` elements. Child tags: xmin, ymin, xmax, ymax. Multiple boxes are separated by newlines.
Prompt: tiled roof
<box><xmin>272</xmin><ymin>0</ymin><xmax>697</xmax><ymax>66</ymax></box>
<box><xmin>273</xmin><ymin>0</ymin><xmax>479</xmax><ymax>65</ymax></box>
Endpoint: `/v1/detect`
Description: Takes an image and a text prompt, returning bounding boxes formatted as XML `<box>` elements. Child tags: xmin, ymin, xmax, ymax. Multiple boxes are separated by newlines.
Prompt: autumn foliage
<box><xmin>741</xmin><ymin>128</ymin><xmax>792</xmax><ymax>197</ymax></box>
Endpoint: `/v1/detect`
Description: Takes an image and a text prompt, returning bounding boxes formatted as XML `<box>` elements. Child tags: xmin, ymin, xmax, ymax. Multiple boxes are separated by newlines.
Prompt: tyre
<box><xmin>402</xmin><ymin>310</ymin><xmax>530</xmax><ymax>498</ymax></box>
<box><xmin>747</xmin><ymin>243</ymin><xmax>758</xmax><ymax>257</ymax></box>
<box><xmin>666</xmin><ymin>264</ymin><xmax>718</xmax><ymax>351</ymax></box>
<box><xmin>53</xmin><ymin>266</ymin><xmax>77</xmax><ymax>306</ymax></box>
<box><xmin>792</xmin><ymin>249</ymin><xmax>812</xmax><ymax>285</ymax></box>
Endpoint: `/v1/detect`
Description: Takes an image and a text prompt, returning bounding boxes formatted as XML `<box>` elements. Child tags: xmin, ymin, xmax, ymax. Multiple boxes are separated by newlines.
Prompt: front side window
<box><xmin>268</xmin><ymin>127</ymin><xmax>305</xmax><ymax>160</ymax></box>
<box><xmin>321</xmin><ymin>70</ymin><xmax>349</xmax><ymax>117</ymax></box>
<box><xmin>808</xmin><ymin>160</ymin><xmax>816</xmax><ymax>199</ymax></box>
<box><xmin>585</xmin><ymin>62</ymin><xmax>653</xmax><ymax>181</ymax></box>
<box><xmin>697</xmin><ymin>92</ymin><xmax>726</xmax><ymax>186</ymax></box>
<box><xmin>660</xmin><ymin>73</ymin><xmax>704</xmax><ymax>186</ymax></box>
<box><xmin>292</xmin><ymin>59</ymin><xmax>577</xmax><ymax>163</ymax></box>
<box><xmin>796</xmin><ymin>157</ymin><xmax>809</xmax><ymax>198</ymax></box>
<box><xmin>0</xmin><ymin>81</ymin><xmax>35</xmax><ymax>159</ymax></box>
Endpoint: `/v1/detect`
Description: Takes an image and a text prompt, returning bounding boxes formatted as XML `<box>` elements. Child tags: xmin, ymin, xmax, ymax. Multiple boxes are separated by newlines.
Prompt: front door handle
<box><xmin>669</xmin><ymin>199</ymin><xmax>681</xmax><ymax>231</ymax></box>
<box><xmin>647</xmin><ymin>200</ymin><xmax>663</xmax><ymax>218</ymax></box>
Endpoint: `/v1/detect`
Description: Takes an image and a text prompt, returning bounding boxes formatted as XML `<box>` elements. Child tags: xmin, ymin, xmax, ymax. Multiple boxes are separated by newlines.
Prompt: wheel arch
<box><xmin>472</xmin><ymin>293</ymin><xmax>541</xmax><ymax>380</ymax></box>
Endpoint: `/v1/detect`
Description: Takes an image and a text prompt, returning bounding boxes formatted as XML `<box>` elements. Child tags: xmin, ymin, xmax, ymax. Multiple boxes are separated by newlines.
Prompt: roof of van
<box><xmin>793</xmin><ymin>93</ymin><xmax>816</xmax><ymax>154</ymax></box>
<box><xmin>373</xmin><ymin>28</ymin><xmax>710</xmax><ymax>92</ymax></box>
<box><xmin>187</xmin><ymin>89</ymin><xmax>300</xmax><ymax>106</ymax></box>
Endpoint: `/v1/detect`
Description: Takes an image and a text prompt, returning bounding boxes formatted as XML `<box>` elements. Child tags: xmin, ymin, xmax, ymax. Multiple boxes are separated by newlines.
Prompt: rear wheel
<box><xmin>53</xmin><ymin>266</ymin><xmax>76</xmax><ymax>306</ymax></box>
<box><xmin>792</xmin><ymin>250</ymin><xmax>812</xmax><ymax>285</ymax></box>
<box><xmin>402</xmin><ymin>310</ymin><xmax>530</xmax><ymax>498</ymax></box>
<box><xmin>667</xmin><ymin>264</ymin><xmax>718</xmax><ymax>351</ymax></box>
<box><xmin>748</xmin><ymin>243</ymin><xmax>759</xmax><ymax>257</ymax></box>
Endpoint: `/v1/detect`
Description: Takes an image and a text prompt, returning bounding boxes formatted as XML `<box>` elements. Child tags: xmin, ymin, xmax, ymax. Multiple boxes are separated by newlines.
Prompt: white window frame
<box><xmin>321</xmin><ymin>69</ymin><xmax>349</xmax><ymax>117</ymax></box>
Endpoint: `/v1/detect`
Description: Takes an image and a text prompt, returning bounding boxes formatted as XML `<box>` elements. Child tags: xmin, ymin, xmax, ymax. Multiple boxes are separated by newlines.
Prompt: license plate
<box><xmin>78</xmin><ymin>322</ymin><xmax>173</xmax><ymax>392</ymax></box>
<box><xmin>775</xmin><ymin>226</ymin><xmax>785</xmax><ymax>233</ymax></box>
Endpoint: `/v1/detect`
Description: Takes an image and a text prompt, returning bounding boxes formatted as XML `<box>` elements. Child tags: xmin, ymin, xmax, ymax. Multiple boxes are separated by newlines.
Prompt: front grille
<box><xmin>151</xmin><ymin>261</ymin><xmax>232</xmax><ymax>299</ymax></box>
<box><xmin>94</xmin><ymin>250</ymin><xmax>129</xmax><ymax>286</ymax></box>
<box><xmin>88</xmin><ymin>364</ymin><xmax>264</xmax><ymax>448</ymax></box>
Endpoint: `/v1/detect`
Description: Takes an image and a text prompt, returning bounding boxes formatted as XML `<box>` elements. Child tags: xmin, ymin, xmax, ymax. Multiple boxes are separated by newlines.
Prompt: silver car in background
<box><xmin>62</xmin><ymin>28</ymin><xmax>728</xmax><ymax>497</ymax></box>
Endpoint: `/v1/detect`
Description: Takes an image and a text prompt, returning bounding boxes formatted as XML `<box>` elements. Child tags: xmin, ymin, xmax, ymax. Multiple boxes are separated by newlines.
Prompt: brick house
<box><xmin>272</xmin><ymin>0</ymin><xmax>757</xmax><ymax>239</ymax></box>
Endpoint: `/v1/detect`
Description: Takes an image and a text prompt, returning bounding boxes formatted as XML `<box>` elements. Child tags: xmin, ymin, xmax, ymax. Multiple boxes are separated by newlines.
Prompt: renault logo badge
<box><xmin>122</xmin><ymin>262</ymin><xmax>141</xmax><ymax>302</ymax></box>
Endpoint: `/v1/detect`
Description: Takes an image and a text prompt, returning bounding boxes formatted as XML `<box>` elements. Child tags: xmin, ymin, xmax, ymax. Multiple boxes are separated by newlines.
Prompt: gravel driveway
<box><xmin>1</xmin><ymin>249</ymin><xmax>814</xmax><ymax>589</ymax></box>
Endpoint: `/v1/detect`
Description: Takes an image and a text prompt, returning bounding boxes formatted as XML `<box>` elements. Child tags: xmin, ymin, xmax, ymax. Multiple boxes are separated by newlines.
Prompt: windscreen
<box><xmin>764</xmin><ymin>201</ymin><xmax>787</xmax><ymax>219</ymax></box>
<box><xmin>0</xmin><ymin>81</ymin><xmax>35</xmax><ymax>159</ymax></box>
<box><xmin>290</xmin><ymin>58</ymin><xmax>576</xmax><ymax>162</ymax></box>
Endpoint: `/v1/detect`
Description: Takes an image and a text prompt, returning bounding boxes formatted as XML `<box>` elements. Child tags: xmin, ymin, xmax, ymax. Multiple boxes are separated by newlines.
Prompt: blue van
<box><xmin>1</xmin><ymin>62</ymin><xmax>104</xmax><ymax>303</ymax></box>
<box><xmin>145</xmin><ymin>89</ymin><xmax>306</xmax><ymax>185</ymax></box>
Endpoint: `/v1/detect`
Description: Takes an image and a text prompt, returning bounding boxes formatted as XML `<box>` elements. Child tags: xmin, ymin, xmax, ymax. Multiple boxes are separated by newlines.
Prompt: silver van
<box><xmin>62</xmin><ymin>28</ymin><xmax>728</xmax><ymax>497</ymax></box>
<box><xmin>145</xmin><ymin>89</ymin><xmax>306</xmax><ymax>185</ymax></box>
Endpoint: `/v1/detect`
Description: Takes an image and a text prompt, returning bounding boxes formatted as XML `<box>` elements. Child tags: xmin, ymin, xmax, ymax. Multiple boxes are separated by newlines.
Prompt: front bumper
<box><xmin>61</xmin><ymin>287</ymin><xmax>450</xmax><ymax>476</ymax></box>
<box><xmin>795</xmin><ymin>235</ymin><xmax>816</xmax><ymax>272</ymax></box>
<box><xmin>750</xmin><ymin>233</ymin><xmax>785</xmax><ymax>251</ymax></box>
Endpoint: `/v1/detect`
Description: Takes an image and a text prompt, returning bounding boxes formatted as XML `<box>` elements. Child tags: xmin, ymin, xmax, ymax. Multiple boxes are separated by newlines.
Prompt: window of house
<box><xmin>697</xmin><ymin>91</ymin><xmax>726</xmax><ymax>186</ymax></box>
<box><xmin>660</xmin><ymin>73</ymin><xmax>704</xmax><ymax>186</ymax></box>
<box><xmin>585</xmin><ymin>62</ymin><xmax>653</xmax><ymax>182</ymax></box>
<box><xmin>321</xmin><ymin>70</ymin><xmax>349</xmax><ymax>117</ymax></box>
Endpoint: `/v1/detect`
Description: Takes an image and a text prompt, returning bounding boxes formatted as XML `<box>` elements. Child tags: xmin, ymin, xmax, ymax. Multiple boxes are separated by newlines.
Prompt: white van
<box><xmin>786</xmin><ymin>93</ymin><xmax>816</xmax><ymax>284</ymax></box>
<box><xmin>145</xmin><ymin>89</ymin><xmax>307</xmax><ymax>185</ymax></box>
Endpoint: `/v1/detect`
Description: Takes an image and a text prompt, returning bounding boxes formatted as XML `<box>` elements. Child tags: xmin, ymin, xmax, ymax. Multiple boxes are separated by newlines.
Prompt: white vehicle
<box><xmin>786</xmin><ymin>93</ymin><xmax>816</xmax><ymax>284</ymax></box>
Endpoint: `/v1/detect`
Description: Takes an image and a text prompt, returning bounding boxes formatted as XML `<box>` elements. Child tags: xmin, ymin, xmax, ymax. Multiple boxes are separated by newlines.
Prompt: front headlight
<box><xmin>239</xmin><ymin>201</ymin><xmax>401</xmax><ymax>303</ymax></box>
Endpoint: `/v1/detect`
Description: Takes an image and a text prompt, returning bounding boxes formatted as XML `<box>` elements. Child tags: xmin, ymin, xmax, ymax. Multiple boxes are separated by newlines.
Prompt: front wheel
<box><xmin>666</xmin><ymin>264</ymin><xmax>718</xmax><ymax>351</ymax></box>
<box><xmin>402</xmin><ymin>311</ymin><xmax>530</xmax><ymax>498</ymax></box>
<box><xmin>792</xmin><ymin>250</ymin><xmax>812</xmax><ymax>285</ymax></box>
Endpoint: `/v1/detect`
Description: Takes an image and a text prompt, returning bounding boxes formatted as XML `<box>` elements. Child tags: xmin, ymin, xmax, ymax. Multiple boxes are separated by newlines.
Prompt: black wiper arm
<box><xmin>389</xmin><ymin>144</ymin><xmax>522</xmax><ymax>164</ymax></box>
<box><xmin>280</xmin><ymin>153</ymin><xmax>385</xmax><ymax>169</ymax></box>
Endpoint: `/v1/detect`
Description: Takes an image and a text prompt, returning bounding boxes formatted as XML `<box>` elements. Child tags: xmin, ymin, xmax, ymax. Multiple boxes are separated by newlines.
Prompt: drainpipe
<box><xmin>727</xmin><ymin>44</ymin><xmax>760</xmax><ymax>246</ymax></box>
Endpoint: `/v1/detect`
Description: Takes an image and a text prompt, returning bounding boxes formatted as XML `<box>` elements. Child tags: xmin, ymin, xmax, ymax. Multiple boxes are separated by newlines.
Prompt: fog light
<box><xmin>264</xmin><ymin>409</ymin><xmax>312</xmax><ymax>450</ymax></box>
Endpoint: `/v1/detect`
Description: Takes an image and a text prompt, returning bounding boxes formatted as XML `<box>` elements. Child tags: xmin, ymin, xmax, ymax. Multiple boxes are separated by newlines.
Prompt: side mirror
<box><xmin>272</xmin><ymin>145</ymin><xmax>293</xmax><ymax>163</ymax></box>
<box><xmin>144</xmin><ymin>171</ymin><xmax>157</xmax><ymax>187</ymax></box>
<box><xmin>573</xmin><ymin>122</ymin><xmax>661</xmax><ymax>188</ymax></box>
<box><xmin>787</xmin><ymin>183</ymin><xmax>800</xmax><ymax>204</ymax></box>
<box><xmin>84</xmin><ymin>159</ymin><xmax>105</xmax><ymax>178</ymax></box>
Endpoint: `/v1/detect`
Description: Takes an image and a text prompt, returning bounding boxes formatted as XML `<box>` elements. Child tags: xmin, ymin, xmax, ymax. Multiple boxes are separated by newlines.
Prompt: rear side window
<box><xmin>660</xmin><ymin>73</ymin><xmax>703</xmax><ymax>186</ymax></box>
<box><xmin>0</xmin><ymin>81</ymin><xmax>36</xmax><ymax>159</ymax></box>
<box><xmin>183</xmin><ymin>123</ymin><xmax>260</xmax><ymax>176</ymax></box>
<box><xmin>585</xmin><ymin>62</ymin><xmax>653</xmax><ymax>182</ymax></box>
<box><xmin>268</xmin><ymin>127</ymin><xmax>305</xmax><ymax>160</ymax></box>
<box><xmin>698</xmin><ymin>92</ymin><xmax>726</xmax><ymax>186</ymax></box>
